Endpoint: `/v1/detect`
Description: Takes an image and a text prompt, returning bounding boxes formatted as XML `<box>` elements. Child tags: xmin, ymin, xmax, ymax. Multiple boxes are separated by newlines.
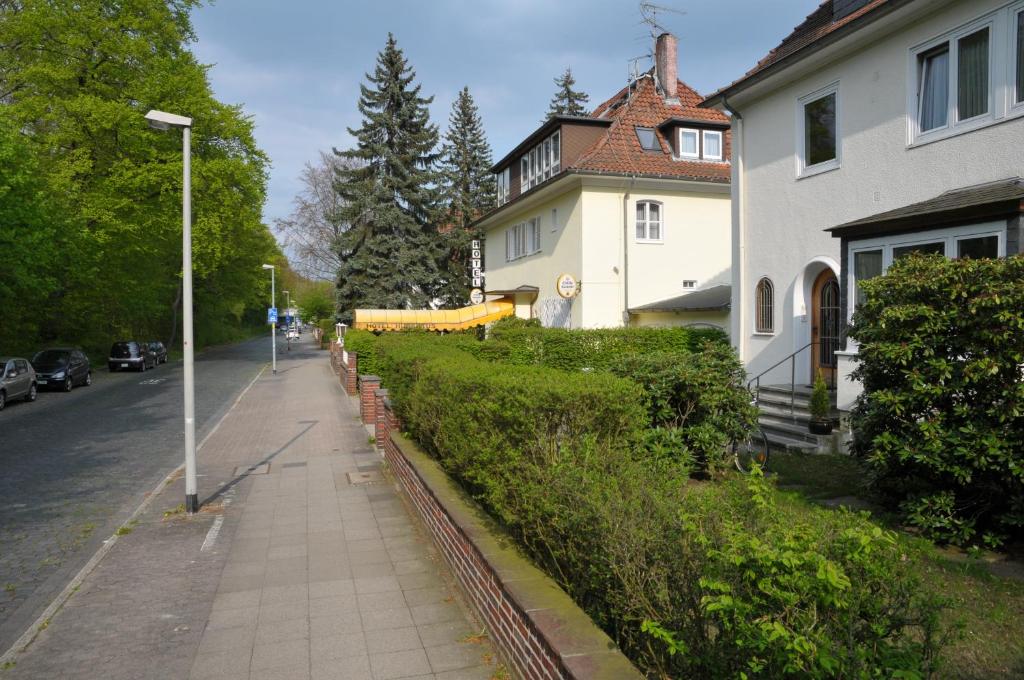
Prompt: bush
<box><xmin>611</xmin><ymin>344</ymin><xmax>757</xmax><ymax>473</ymax></box>
<box><xmin>849</xmin><ymin>254</ymin><xmax>1024</xmax><ymax>546</ymax></box>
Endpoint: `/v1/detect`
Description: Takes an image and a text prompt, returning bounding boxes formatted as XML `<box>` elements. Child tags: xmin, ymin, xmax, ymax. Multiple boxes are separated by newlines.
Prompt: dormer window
<box><xmin>635</xmin><ymin>127</ymin><xmax>659</xmax><ymax>151</ymax></box>
<box><xmin>495</xmin><ymin>167</ymin><xmax>510</xmax><ymax>206</ymax></box>
<box><xmin>521</xmin><ymin>130</ymin><xmax>561</xmax><ymax>193</ymax></box>
<box><xmin>677</xmin><ymin>127</ymin><xmax>724</xmax><ymax>161</ymax></box>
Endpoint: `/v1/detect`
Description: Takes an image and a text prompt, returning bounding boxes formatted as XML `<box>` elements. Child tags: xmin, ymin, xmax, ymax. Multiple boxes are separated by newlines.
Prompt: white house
<box><xmin>702</xmin><ymin>0</ymin><xmax>1024</xmax><ymax>414</ymax></box>
<box><xmin>473</xmin><ymin>34</ymin><xmax>733</xmax><ymax>330</ymax></box>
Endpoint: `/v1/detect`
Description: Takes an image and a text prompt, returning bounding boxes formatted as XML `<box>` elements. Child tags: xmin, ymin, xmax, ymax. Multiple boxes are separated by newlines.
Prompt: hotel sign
<box><xmin>470</xmin><ymin>239</ymin><xmax>483</xmax><ymax>288</ymax></box>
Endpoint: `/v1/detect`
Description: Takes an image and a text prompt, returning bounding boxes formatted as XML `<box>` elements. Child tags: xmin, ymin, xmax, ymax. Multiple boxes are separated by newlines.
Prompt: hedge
<box><xmin>850</xmin><ymin>254</ymin><xmax>1024</xmax><ymax>547</ymax></box>
<box><xmin>372</xmin><ymin>332</ymin><xmax>950</xmax><ymax>678</ymax></box>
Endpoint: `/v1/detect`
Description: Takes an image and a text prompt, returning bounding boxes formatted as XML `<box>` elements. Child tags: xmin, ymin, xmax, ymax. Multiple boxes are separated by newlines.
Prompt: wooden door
<box><xmin>811</xmin><ymin>269</ymin><xmax>840</xmax><ymax>388</ymax></box>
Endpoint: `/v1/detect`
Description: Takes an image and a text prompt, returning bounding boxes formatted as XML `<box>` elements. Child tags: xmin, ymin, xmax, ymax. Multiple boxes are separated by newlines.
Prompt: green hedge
<box><xmin>372</xmin><ymin>332</ymin><xmax>950</xmax><ymax>678</ymax></box>
<box><xmin>850</xmin><ymin>254</ymin><xmax>1024</xmax><ymax>547</ymax></box>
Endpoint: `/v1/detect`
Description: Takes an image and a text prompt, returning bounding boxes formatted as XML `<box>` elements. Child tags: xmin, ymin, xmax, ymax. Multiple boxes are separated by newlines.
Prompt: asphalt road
<box><xmin>0</xmin><ymin>334</ymin><xmax>281</xmax><ymax>653</ymax></box>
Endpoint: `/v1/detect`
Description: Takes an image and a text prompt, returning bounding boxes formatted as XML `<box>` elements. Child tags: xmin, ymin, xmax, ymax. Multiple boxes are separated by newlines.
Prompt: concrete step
<box><xmin>757</xmin><ymin>389</ymin><xmax>812</xmax><ymax>411</ymax></box>
<box><xmin>759</xmin><ymin>415</ymin><xmax>821</xmax><ymax>445</ymax></box>
<box><xmin>763</xmin><ymin>430</ymin><xmax>820</xmax><ymax>454</ymax></box>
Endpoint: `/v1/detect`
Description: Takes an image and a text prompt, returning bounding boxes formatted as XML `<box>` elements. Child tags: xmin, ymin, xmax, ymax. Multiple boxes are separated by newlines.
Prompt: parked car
<box><xmin>147</xmin><ymin>341</ymin><xmax>168</xmax><ymax>365</ymax></box>
<box><xmin>287</xmin><ymin>327</ymin><xmax>299</xmax><ymax>340</ymax></box>
<box><xmin>108</xmin><ymin>341</ymin><xmax>155</xmax><ymax>372</ymax></box>
<box><xmin>0</xmin><ymin>357</ymin><xmax>37</xmax><ymax>410</ymax></box>
<box><xmin>31</xmin><ymin>348</ymin><xmax>92</xmax><ymax>391</ymax></box>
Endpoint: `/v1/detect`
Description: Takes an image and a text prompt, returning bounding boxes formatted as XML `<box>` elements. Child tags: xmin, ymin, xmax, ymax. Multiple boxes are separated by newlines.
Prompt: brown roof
<box><xmin>702</xmin><ymin>0</ymin><xmax>901</xmax><ymax>106</ymax></box>
<box><xmin>572</xmin><ymin>73</ymin><xmax>731</xmax><ymax>183</ymax></box>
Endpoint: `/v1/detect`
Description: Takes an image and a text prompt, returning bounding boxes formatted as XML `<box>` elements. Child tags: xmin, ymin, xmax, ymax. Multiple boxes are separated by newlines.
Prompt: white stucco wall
<box><xmin>731</xmin><ymin>0</ymin><xmax>1024</xmax><ymax>392</ymax></box>
<box><xmin>631</xmin><ymin>310</ymin><xmax>729</xmax><ymax>330</ymax></box>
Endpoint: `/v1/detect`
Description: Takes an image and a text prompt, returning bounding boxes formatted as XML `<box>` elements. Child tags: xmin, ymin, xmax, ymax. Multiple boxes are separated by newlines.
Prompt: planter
<box><xmin>808</xmin><ymin>418</ymin><xmax>833</xmax><ymax>435</ymax></box>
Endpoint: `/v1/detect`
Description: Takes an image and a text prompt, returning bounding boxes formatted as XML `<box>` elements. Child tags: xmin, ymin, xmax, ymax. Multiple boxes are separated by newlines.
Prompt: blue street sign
<box><xmin>268</xmin><ymin>307</ymin><xmax>278</xmax><ymax>323</ymax></box>
<box><xmin>286</xmin><ymin>314</ymin><xmax>293</xmax><ymax>324</ymax></box>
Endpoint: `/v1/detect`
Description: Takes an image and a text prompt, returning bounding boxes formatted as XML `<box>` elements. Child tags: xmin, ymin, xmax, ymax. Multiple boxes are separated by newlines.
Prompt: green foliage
<box><xmin>334</xmin><ymin>34</ymin><xmax>444</xmax><ymax>320</ymax></box>
<box><xmin>546</xmin><ymin>67</ymin><xmax>590</xmax><ymax>120</ymax></box>
<box><xmin>809</xmin><ymin>370</ymin><xmax>831</xmax><ymax>420</ymax></box>
<box><xmin>612</xmin><ymin>347</ymin><xmax>757</xmax><ymax>473</ymax></box>
<box><xmin>0</xmin><ymin>0</ymin><xmax>279</xmax><ymax>357</ymax></box>
<box><xmin>849</xmin><ymin>254</ymin><xmax>1024</xmax><ymax>546</ymax></box>
<box><xmin>298</xmin><ymin>283</ymin><xmax>335</xmax><ymax>322</ymax></box>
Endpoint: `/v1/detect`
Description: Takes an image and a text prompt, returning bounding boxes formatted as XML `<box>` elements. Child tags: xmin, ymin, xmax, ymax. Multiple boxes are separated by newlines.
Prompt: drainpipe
<box><xmin>721</xmin><ymin>96</ymin><xmax>745</xmax><ymax>360</ymax></box>
<box><xmin>622</xmin><ymin>175</ymin><xmax>637</xmax><ymax>325</ymax></box>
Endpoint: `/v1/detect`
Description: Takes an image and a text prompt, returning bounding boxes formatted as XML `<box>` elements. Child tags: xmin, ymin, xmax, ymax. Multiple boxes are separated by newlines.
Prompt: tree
<box><xmin>333</xmin><ymin>33</ymin><xmax>443</xmax><ymax>321</ymax></box>
<box><xmin>547</xmin><ymin>67</ymin><xmax>590</xmax><ymax>119</ymax></box>
<box><xmin>0</xmin><ymin>0</ymin><xmax>278</xmax><ymax>354</ymax></box>
<box><xmin>274</xmin><ymin>151</ymin><xmax>354</xmax><ymax>282</ymax></box>
<box><xmin>436</xmin><ymin>86</ymin><xmax>494</xmax><ymax>307</ymax></box>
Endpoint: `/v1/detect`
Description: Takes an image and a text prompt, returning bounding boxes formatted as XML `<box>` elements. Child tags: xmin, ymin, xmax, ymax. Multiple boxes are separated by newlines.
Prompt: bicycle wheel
<box><xmin>733</xmin><ymin>427</ymin><xmax>770</xmax><ymax>473</ymax></box>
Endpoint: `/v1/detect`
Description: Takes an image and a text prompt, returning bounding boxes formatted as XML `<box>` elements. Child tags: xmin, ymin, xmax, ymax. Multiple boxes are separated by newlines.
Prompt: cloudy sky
<box><xmin>190</xmin><ymin>0</ymin><xmax>821</xmax><ymax>232</ymax></box>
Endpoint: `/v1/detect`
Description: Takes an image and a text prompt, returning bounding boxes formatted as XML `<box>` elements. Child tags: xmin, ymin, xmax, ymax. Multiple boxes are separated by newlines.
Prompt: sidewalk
<box><xmin>2</xmin><ymin>339</ymin><xmax>498</xmax><ymax>680</ymax></box>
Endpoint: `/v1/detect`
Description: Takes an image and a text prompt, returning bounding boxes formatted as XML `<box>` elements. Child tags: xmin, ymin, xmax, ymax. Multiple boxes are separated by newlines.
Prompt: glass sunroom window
<box><xmin>893</xmin><ymin>241</ymin><xmax>945</xmax><ymax>260</ymax></box>
<box><xmin>957</xmin><ymin>27</ymin><xmax>989</xmax><ymax>121</ymax></box>
<box><xmin>957</xmin><ymin>235</ymin><xmax>998</xmax><ymax>259</ymax></box>
<box><xmin>919</xmin><ymin>45</ymin><xmax>949</xmax><ymax>132</ymax></box>
<box><xmin>853</xmin><ymin>249</ymin><xmax>883</xmax><ymax>307</ymax></box>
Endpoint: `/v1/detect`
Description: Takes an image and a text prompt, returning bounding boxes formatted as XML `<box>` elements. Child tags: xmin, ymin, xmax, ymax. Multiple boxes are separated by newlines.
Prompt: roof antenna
<box><xmin>639</xmin><ymin>1</ymin><xmax>685</xmax><ymax>39</ymax></box>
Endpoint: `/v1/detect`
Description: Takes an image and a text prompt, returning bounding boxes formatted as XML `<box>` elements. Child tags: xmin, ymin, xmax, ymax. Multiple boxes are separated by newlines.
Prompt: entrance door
<box><xmin>811</xmin><ymin>269</ymin><xmax>840</xmax><ymax>388</ymax></box>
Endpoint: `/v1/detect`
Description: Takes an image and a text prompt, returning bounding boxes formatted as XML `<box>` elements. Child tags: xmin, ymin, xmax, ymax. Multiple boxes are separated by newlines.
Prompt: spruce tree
<box><xmin>546</xmin><ymin>67</ymin><xmax>590</xmax><ymax>119</ymax></box>
<box><xmin>334</xmin><ymin>33</ymin><xmax>442</xmax><ymax>320</ymax></box>
<box><xmin>436</xmin><ymin>86</ymin><xmax>494</xmax><ymax>307</ymax></box>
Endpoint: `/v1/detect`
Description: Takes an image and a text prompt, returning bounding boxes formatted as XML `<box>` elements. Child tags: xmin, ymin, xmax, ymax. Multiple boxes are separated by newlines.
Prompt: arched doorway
<box><xmin>811</xmin><ymin>269</ymin><xmax>840</xmax><ymax>388</ymax></box>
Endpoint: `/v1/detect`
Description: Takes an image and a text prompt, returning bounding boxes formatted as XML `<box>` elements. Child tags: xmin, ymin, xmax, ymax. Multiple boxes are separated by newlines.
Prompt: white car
<box><xmin>287</xmin><ymin>329</ymin><xmax>299</xmax><ymax>340</ymax></box>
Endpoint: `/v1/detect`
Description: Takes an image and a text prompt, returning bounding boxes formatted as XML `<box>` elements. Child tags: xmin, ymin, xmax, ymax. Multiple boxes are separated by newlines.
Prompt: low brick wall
<box><xmin>338</xmin><ymin>350</ymin><xmax>358</xmax><ymax>395</ymax></box>
<box><xmin>358</xmin><ymin>375</ymin><xmax>380</xmax><ymax>425</ymax></box>
<box><xmin>380</xmin><ymin>411</ymin><xmax>642</xmax><ymax>680</ymax></box>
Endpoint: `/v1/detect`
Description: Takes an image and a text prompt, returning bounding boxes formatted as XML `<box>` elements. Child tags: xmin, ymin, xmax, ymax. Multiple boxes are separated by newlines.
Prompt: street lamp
<box><xmin>145</xmin><ymin>109</ymin><xmax>198</xmax><ymax>515</ymax></box>
<box><xmin>261</xmin><ymin>264</ymin><xmax>276</xmax><ymax>374</ymax></box>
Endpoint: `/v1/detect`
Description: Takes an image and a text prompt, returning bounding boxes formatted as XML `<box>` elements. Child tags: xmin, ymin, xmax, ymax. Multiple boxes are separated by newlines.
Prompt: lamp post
<box><xmin>283</xmin><ymin>290</ymin><xmax>291</xmax><ymax>352</ymax></box>
<box><xmin>262</xmin><ymin>264</ymin><xmax>276</xmax><ymax>374</ymax></box>
<box><xmin>145</xmin><ymin>109</ymin><xmax>198</xmax><ymax>515</ymax></box>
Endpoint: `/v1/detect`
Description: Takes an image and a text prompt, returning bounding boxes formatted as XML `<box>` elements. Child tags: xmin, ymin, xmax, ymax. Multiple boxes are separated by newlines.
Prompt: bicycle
<box><xmin>732</xmin><ymin>398</ymin><xmax>770</xmax><ymax>474</ymax></box>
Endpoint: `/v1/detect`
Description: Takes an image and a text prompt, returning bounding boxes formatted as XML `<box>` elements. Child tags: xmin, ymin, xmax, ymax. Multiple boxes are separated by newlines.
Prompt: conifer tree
<box><xmin>334</xmin><ymin>33</ymin><xmax>442</xmax><ymax>319</ymax></box>
<box><xmin>546</xmin><ymin>67</ymin><xmax>590</xmax><ymax>119</ymax></box>
<box><xmin>436</xmin><ymin>87</ymin><xmax>494</xmax><ymax>307</ymax></box>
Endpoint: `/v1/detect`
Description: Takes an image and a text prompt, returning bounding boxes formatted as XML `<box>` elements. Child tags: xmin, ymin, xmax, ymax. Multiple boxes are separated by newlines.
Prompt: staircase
<box><xmin>756</xmin><ymin>384</ymin><xmax>841</xmax><ymax>453</ymax></box>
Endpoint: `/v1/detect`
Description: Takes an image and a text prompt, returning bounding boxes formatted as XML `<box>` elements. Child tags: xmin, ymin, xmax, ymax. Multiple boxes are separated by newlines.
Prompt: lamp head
<box><xmin>261</xmin><ymin>264</ymin><xmax>274</xmax><ymax>270</ymax></box>
<box><xmin>145</xmin><ymin>109</ymin><xmax>192</xmax><ymax>130</ymax></box>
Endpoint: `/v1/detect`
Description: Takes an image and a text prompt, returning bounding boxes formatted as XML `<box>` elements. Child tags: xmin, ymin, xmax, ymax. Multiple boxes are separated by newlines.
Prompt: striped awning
<box><xmin>352</xmin><ymin>299</ymin><xmax>514</xmax><ymax>332</ymax></box>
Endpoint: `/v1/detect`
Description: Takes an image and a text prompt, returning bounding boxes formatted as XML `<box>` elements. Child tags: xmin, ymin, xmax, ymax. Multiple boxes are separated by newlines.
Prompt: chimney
<box><xmin>655</xmin><ymin>32</ymin><xmax>678</xmax><ymax>100</ymax></box>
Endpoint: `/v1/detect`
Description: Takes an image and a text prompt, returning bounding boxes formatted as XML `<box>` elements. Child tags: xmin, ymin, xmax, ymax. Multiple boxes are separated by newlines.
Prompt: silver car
<box><xmin>0</xmin><ymin>357</ymin><xmax>38</xmax><ymax>411</ymax></box>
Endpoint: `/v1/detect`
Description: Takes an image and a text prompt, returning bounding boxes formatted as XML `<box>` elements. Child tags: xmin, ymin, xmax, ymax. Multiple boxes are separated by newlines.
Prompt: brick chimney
<box><xmin>655</xmin><ymin>32</ymin><xmax>678</xmax><ymax>100</ymax></box>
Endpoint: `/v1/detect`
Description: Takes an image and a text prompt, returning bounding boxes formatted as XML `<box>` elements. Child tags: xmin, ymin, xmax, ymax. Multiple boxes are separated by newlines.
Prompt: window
<box><xmin>520</xmin><ymin>130</ymin><xmax>561</xmax><ymax>192</ymax></box>
<box><xmin>636</xmin><ymin>127</ymin><xmax>659</xmax><ymax>151</ymax></box>
<box><xmin>853</xmin><ymin>249</ymin><xmax>883</xmax><ymax>307</ymax></box>
<box><xmin>702</xmin><ymin>130</ymin><xmax>723</xmax><ymax>160</ymax></box>
<box><xmin>1015</xmin><ymin>8</ymin><xmax>1024</xmax><ymax>105</ymax></box>
<box><xmin>918</xmin><ymin>45</ymin><xmax>950</xmax><ymax>132</ymax></box>
<box><xmin>504</xmin><ymin>218</ymin><xmax>541</xmax><ymax>261</ymax></box>
<box><xmin>799</xmin><ymin>85</ymin><xmax>839</xmax><ymax>174</ymax></box>
<box><xmin>495</xmin><ymin>167</ymin><xmax>510</xmax><ymax>206</ymax></box>
<box><xmin>893</xmin><ymin>240</ymin><xmax>945</xmax><ymax>260</ymax></box>
<box><xmin>635</xmin><ymin>201</ymin><xmax>662</xmax><ymax>241</ymax></box>
<box><xmin>679</xmin><ymin>129</ymin><xmax>699</xmax><ymax>158</ymax></box>
<box><xmin>755</xmin><ymin>277</ymin><xmax>774</xmax><ymax>334</ymax></box>
<box><xmin>681</xmin><ymin>280</ymin><xmax>697</xmax><ymax>289</ymax></box>
<box><xmin>957</xmin><ymin>234</ymin><xmax>998</xmax><ymax>258</ymax></box>
<box><xmin>957</xmin><ymin>28</ymin><xmax>989</xmax><ymax>121</ymax></box>
<box><xmin>551</xmin><ymin>207</ymin><xmax>558</xmax><ymax>232</ymax></box>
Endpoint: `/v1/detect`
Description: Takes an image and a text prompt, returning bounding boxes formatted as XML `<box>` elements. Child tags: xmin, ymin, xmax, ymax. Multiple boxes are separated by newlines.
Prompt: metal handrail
<box><xmin>747</xmin><ymin>341</ymin><xmax>815</xmax><ymax>415</ymax></box>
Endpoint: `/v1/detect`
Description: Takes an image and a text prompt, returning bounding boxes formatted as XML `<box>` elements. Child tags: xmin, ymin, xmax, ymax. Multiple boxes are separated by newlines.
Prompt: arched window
<box><xmin>636</xmin><ymin>201</ymin><xmax>663</xmax><ymax>241</ymax></box>
<box><xmin>755</xmin><ymin>277</ymin><xmax>774</xmax><ymax>334</ymax></box>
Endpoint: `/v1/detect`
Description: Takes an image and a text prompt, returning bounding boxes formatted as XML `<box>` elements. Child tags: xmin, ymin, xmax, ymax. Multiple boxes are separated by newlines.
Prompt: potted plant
<box><xmin>808</xmin><ymin>370</ymin><xmax>833</xmax><ymax>435</ymax></box>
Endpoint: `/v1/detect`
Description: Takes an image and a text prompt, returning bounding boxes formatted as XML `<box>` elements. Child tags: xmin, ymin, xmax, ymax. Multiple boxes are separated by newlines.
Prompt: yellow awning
<box><xmin>352</xmin><ymin>299</ymin><xmax>514</xmax><ymax>332</ymax></box>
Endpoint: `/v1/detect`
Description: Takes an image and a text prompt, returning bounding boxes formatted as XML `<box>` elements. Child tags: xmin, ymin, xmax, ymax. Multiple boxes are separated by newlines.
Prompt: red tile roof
<box><xmin>571</xmin><ymin>72</ymin><xmax>731</xmax><ymax>183</ymax></box>
<box><xmin>703</xmin><ymin>0</ymin><xmax>894</xmax><ymax>105</ymax></box>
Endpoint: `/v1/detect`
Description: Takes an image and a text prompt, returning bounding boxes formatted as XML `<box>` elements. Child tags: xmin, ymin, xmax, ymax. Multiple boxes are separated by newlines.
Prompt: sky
<box><xmin>189</xmin><ymin>0</ymin><xmax>823</xmax><ymax>234</ymax></box>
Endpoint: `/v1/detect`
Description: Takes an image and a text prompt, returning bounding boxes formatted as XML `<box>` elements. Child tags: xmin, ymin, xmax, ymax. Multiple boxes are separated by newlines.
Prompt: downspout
<box><xmin>622</xmin><ymin>175</ymin><xmax>637</xmax><ymax>325</ymax></box>
<box><xmin>722</xmin><ymin>96</ymin><xmax>745</xmax><ymax>361</ymax></box>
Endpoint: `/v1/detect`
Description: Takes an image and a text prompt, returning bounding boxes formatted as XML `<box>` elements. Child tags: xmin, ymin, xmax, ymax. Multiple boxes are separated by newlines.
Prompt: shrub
<box><xmin>611</xmin><ymin>344</ymin><xmax>757</xmax><ymax>473</ymax></box>
<box><xmin>849</xmin><ymin>254</ymin><xmax>1024</xmax><ymax>546</ymax></box>
<box><xmin>809</xmin><ymin>370</ymin><xmax>830</xmax><ymax>420</ymax></box>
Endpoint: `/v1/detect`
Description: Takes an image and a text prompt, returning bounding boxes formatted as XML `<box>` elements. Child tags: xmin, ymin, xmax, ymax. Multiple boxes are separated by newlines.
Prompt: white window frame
<box><xmin>505</xmin><ymin>218</ymin><xmax>543</xmax><ymax>261</ymax></box>
<box><xmin>906</xmin><ymin>3</ymin><xmax>1024</xmax><ymax>147</ymax></box>
<box><xmin>796</xmin><ymin>81</ymin><xmax>841</xmax><ymax>178</ymax></box>
<box><xmin>846</xmin><ymin>221</ymin><xmax>1006</xmax><ymax>322</ymax></box>
<box><xmin>635</xmin><ymin>200</ymin><xmax>664</xmax><ymax>243</ymax></box>
<box><xmin>678</xmin><ymin>128</ymin><xmax>700</xmax><ymax>159</ymax></box>
<box><xmin>496</xmin><ymin>167</ymin><xmax>510</xmax><ymax>206</ymax></box>
<box><xmin>702</xmin><ymin>130</ymin><xmax>723</xmax><ymax>160</ymax></box>
<box><xmin>518</xmin><ymin>131</ymin><xmax>562</xmax><ymax>194</ymax></box>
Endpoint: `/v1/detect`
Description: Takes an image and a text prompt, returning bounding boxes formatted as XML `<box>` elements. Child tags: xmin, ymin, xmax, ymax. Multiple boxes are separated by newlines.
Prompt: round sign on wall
<box><xmin>469</xmin><ymin>288</ymin><xmax>485</xmax><ymax>305</ymax></box>
<box><xmin>556</xmin><ymin>273</ymin><xmax>579</xmax><ymax>299</ymax></box>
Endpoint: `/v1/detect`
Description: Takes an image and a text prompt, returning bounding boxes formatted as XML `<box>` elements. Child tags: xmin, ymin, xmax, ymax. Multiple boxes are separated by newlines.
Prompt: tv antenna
<box><xmin>639</xmin><ymin>1</ymin><xmax>685</xmax><ymax>38</ymax></box>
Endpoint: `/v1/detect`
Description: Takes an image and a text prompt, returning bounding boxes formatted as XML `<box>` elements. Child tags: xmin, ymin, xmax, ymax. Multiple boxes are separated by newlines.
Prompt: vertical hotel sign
<box><xmin>470</xmin><ymin>240</ymin><xmax>483</xmax><ymax>288</ymax></box>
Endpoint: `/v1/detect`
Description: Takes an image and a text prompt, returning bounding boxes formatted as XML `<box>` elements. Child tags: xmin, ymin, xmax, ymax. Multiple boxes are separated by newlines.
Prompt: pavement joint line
<box><xmin>0</xmin><ymin>363</ymin><xmax>269</xmax><ymax>666</ymax></box>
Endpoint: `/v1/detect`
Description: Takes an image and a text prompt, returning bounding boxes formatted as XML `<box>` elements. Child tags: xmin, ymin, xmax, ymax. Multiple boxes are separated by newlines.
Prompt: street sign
<box><xmin>556</xmin><ymin>273</ymin><xmax>579</xmax><ymax>299</ymax></box>
<box><xmin>469</xmin><ymin>288</ymin><xmax>484</xmax><ymax>305</ymax></box>
<box><xmin>285</xmin><ymin>314</ymin><xmax>293</xmax><ymax>324</ymax></box>
<box><xmin>268</xmin><ymin>307</ymin><xmax>278</xmax><ymax>324</ymax></box>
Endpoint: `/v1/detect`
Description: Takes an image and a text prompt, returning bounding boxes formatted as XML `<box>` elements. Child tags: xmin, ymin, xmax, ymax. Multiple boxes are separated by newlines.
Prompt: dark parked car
<box><xmin>0</xmin><ymin>357</ymin><xmax>37</xmax><ymax>410</ymax></box>
<box><xmin>147</xmin><ymin>341</ymin><xmax>168</xmax><ymax>365</ymax></box>
<box><xmin>32</xmin><ymin>348</ymin><xmax>92</xmax><ymax>391</ymax></box>
<box><xmin>108</xmin><ymin>341</ymin><xmax>155</xmax><ymax>372</ymax></box>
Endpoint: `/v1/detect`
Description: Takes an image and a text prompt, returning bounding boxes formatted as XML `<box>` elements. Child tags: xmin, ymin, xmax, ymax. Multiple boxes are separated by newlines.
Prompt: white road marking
<box><xmin>200</xmin><ymin>516</ymin><xmax>224</xmax><ymax>552</ymax></box>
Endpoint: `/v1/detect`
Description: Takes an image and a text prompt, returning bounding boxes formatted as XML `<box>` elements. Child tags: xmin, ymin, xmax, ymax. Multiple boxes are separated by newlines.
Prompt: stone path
<box><xmin>2</xmin><ymin>338</ymin><xmax>498</xmax><ymax>680</ymax></box>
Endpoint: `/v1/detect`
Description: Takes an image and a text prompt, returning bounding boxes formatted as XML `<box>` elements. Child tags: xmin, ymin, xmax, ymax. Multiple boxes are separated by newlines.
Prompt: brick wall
<box><xmin>358</xmin><ymin>375</ymin><xmax>380</xmax><ymax>425</ymax></box>
<box><xmin>339</xmin><ymin>351</ymin><xmax>358</xmax><ymax>395</ymax></box>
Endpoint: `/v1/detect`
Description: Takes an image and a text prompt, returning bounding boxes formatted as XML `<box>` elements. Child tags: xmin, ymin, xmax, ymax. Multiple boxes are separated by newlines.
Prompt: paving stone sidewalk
<box><xmin>2</xmin><ymin>339</ymin><xmax>499</xmax><ymax>680</ymax></box>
